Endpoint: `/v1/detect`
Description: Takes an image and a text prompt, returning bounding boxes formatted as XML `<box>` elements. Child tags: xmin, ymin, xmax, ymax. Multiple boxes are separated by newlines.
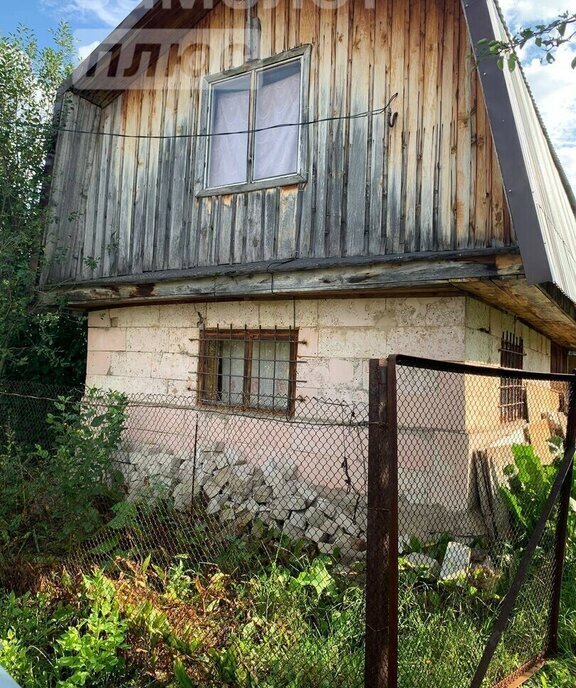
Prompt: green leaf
<box><xmin>174</xmin><ymin>660</ymin><xmax>198</xmax><ymax>688</ymax></box>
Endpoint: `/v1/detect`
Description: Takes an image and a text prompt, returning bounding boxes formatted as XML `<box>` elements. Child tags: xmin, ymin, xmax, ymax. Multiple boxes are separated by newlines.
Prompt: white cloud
<box><xmin>499</xmin><ymin>0</ymin><xmax>574</xmax><ymax>27</ymax></box>
<box><xmin>501</xmin><ymin>2</ymin><xmax>576</xmax><ymax>193</ymax></box>
<box><xmin>77</xmin><ymin>38</ymin><xmax>103</xmax><ymax>62</ymax></box>
<box><xmin>43</xmin><ymin>0</ymin><xmax>140</xmax><ymax>28</ymax></box>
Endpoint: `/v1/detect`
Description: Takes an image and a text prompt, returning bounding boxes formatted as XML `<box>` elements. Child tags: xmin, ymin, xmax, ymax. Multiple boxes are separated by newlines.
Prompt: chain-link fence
<box><xmin>0</xmin><ymin>379</ymin><xmax>368</xmax><ymax>686</ymax></box>
<box><xmin>366</xmin><ymin>356</ymin><xmax>575</xmax><ymax>688</ymax></box>
<box><xmin>2</xmin><ymin>357</ymin><xmax>574</xmax><ymax>688</ymax></box>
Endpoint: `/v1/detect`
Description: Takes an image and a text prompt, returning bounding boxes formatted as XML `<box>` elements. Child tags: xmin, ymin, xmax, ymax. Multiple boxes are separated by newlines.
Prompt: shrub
<box><xmin>0</xmin><ymin>388</ymin><xmax>127</xmax><ymax>567</ymax></box>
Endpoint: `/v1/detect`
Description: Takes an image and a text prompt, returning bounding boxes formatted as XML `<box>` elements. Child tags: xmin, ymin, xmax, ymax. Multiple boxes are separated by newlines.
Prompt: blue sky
<box><xmin>0</xmin><ymin>0</ymin><xmax>575</xmax><ymax>190</ymax></box>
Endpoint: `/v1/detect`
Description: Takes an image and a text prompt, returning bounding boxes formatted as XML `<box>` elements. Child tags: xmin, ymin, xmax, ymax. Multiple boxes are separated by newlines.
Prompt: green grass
<box><xmin>0</xmin><ymin>551</ymin><xmax>574</xmax><ymax>688</ymax></box>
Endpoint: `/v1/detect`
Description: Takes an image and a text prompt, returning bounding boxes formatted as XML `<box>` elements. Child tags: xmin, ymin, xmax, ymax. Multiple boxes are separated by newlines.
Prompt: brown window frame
<box><xmin>198</xmin><ymin>327</ymin><xmax>298</xmax><ymax>415</ymax></box>
<box><xmin>499</xmin><ymin>331</ymin><xmax>526</xmax><ymax>423</ymax></box>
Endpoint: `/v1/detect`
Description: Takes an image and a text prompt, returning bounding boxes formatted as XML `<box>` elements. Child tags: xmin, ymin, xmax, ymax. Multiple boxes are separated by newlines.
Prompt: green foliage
<box><xmin>0</xmin><ymin>25</ymin><xmax>86</xmax><ymax>384</ymax></box>
<box><xmin>0</xmin><ymin>389</ymin><xmax>128</xmax><ymax>564</ymax></box>
<box><xmin>477</xmin><ymin>12</ymin><xmax>576</xmax><ymax>70</ymax></box>
<box><xmin>500</xmin><ymin>444</ymin><xmax>557</xmax><ymax>539</ymax></box>
<box><xmin>55</xmin><ymin>572</ymin><xmax>129</xmax><ymax>687</ymax></box>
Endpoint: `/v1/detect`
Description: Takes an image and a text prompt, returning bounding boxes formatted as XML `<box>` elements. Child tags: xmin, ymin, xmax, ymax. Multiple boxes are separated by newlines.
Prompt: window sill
<box><xmin>197</xmin><ymin>173</ymin><xmax>306</xmax><ymax>197</ymax></box>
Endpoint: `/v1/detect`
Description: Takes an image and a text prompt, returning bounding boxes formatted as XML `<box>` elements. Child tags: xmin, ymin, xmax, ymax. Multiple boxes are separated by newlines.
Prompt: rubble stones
<box><xmin>254</xmin><ymin>485</ymin><xmax>273</xmax><ymax>504</ymax></box>
<box><xmin>120</xmin><ymin>441</ymin><xmax>371</xmax><ymax>561</ymax></box>
<box><xmin>206</xmin><ymin>494</ymin><xmax>228</xmax><ymax>515</ymax></box>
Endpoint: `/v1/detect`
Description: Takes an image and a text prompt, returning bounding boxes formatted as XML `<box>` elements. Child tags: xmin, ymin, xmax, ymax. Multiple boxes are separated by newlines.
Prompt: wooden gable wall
<box><xmin>43</xmin><ymin>0</ymin><xmax>513</xmax><ymax>285</ymax></box>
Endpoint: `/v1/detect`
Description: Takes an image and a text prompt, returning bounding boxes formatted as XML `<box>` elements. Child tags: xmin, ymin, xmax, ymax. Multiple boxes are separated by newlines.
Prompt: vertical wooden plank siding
<box><xmin>45</xmin><ymin>0</ymin><xmax>515</xmax><ymax>284</ymax></box>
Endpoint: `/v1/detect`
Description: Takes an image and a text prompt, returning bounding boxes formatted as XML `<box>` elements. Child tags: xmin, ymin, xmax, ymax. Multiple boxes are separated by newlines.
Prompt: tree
<box><xmin>479</xmin><ymin>11</ymin><xmax>576</xmax><ymax>71</ymax></box>
<box><xmin>0</xmin><ymin>25</ymin><xmax>87</xmax><ymax>384</ymax></box>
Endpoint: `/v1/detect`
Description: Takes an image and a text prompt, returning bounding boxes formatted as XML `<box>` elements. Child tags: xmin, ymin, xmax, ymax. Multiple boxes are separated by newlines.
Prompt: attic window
<box><xmin>198</xmin><ymin>327</ymin><xmax>298</xmax><ymax>414</ymax></box>
<box><xmin>201</xmin><ymin>48</ymin><xmax>309</xmax><ymax>195</ymax></box>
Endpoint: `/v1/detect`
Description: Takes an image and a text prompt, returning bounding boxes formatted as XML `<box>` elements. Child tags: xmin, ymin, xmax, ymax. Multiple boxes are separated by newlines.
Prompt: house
<box><xmin>39</xmin><ymin>0</ymin><xmax>576</xmax><ymax>532</ymax></box>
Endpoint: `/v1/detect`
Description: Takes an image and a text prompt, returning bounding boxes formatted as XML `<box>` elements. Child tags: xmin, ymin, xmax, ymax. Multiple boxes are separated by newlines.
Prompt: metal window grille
<box><xmin>551</xmin><ymin>343</ymin><xmax>569</xmax><ymax>412</ymax></box>
<box><xmin>500</xmin><ymin>332</ymin><xmax>525</xmax><ymax>423</ymax></box>
<box><xmin>198</xmin><ymin>326</ymin><xmax>298</xmax><ymax>414</ymax></box>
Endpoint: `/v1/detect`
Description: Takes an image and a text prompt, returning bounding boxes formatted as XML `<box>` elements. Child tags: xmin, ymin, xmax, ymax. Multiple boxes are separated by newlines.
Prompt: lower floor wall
<box><xmin>85</xmin><ymin>294</ymin><xmax>559</xmax><ymax>539</ymax></box>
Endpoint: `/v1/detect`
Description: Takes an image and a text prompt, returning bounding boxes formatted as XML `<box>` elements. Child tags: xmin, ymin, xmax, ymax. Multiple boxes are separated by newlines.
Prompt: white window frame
<box><xmin>198</xmin><ymin>46</ymin><xmax>310</xmax><ymax>197</ymax></box>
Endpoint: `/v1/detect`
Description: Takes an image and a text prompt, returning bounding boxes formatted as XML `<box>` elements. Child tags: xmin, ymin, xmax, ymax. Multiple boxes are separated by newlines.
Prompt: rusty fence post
<box><xmin>548</xmin><ymin>375</ymin><xmax>576</xmax><ymax>655</ymax></box>
<box><xmin>365</xmin><ymin>357</ymin><xmax>399</xmax><ymax>688</ymax></box>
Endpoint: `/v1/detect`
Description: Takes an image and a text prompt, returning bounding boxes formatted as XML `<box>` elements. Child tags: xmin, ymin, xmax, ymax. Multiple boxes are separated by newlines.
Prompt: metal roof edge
<box><xmin>460</xmin><ymin>0</ymin><xmax>553</xmax><ymax>285</ymax></box>
<box><xmin>490</xmin><ymin>0</ymin><xmax>576</xmax><ymax>218</ymax></box>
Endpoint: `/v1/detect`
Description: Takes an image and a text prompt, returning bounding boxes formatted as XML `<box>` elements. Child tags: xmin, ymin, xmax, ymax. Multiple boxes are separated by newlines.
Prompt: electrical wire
<box><xmin>52</xmin><ymin>92</ymin><xmax>399</xmax><ymax>141</ymax></box>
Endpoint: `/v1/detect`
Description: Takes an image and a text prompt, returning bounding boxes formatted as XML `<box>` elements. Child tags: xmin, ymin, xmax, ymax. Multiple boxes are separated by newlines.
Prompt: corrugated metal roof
<box><xmin>486</xmin><ymin>0</ymin><xmax>576</xmax><ymax>302</ymax></box>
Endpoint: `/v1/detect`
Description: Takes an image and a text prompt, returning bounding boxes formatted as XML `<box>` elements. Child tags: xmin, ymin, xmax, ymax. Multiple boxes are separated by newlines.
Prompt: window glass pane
<box><xmin>251</xmin><ymin>340</ymin><xmax>291</xmax><ymax>410</ymax></box>
<box><xmin>254</xmin><ymin>61</ymin><xmax>301</xmax><ymax>181</ymax></box>
<box><xmin>219</xmin><ymin>340</ymin><xmax>245</xmax><ymax>406</ymax></box>
<box><xmin>208</xmin><ymin>75</ymin><xmax>250</xmax><ymax>187</ymax></box>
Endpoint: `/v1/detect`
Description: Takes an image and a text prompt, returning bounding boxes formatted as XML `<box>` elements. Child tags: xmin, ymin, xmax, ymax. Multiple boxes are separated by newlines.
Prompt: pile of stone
<box><xmin>172</xmin><ymin>443</ymin><xmax>367</xmax><ymax>561</ymax></box>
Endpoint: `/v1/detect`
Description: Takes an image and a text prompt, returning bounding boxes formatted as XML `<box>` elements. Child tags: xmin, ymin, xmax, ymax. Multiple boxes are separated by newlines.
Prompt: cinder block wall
<box><xmin>85</xmin><ymin>295</ymin><xmax>555</xmax><ymax>522</ymax></box>
<box><xmin>86</xmin><ymin>296</ymin><xmax>467</xmax><ymax>402</ymax></box>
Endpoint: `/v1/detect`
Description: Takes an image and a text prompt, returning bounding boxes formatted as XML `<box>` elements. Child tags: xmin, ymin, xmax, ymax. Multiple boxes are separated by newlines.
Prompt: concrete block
<box><xmin>282</xmin><ymin>522</ymin><xmax>305</xmax><ymax>539</ymax></box>
<box><xmin>203</xmin><ymin>480</ymin><xmax>222</xmax><ymax>500</ymax></box>
<box><xmin>259</xmin><ymin>301</ymin><xmax>295</xmax><ymax>327</ymax></box>
<box><xmin>109</xmin><ymin>352</ymin><xmax>154</xmax><ymax>378</ymax></box>
<box><xmin>465</xmin><ymin>298</ymin><xmax>489</xmax><ymax>331</ymax></box>
<box><xmin>85</xmin><ymin>375</ymin><xmax>168</xmax><ymax>395</ymax></box>
<box><xmin>388</xmin><ymin>326</ymin><xmax>465</xmax><ymax>362</ymax></box>
<box><xmin>234</xmin><ymin>510</ymin><xmax>253</xmax><ymax>529</ymax></box>
<box><xmin>404</xmin><ymin>553</ymin><xmax>440</xmax><ymax>578</ymax></box>
<box><xmin>315</xmin><ymin>498</ymin><xmax>337</xmax><ymax>519</ymax></box>
<box><xmin>254</xmin><ymin>485</ymin><xmax>273</xmax><ymax>504</ymax></box>
<box><xmin>110</xmin><ymin>305</ymin><xmax>160</xmax><ymax>328</ymax></box>
<box><xmin>212</xmin><ymin>467</ymin><xmax>233</xmax><ymax>488</ymax></box>
<box><xmin>206</xmin><ymin>494</ymin><xmax>228</xmax><ymax>515</ymax></box>
<box><xmin>206</xmin><ymin>301</ymin><xmax>259</xmax><ymax>329</ymax></box>
<box><xmin>306</xmin><ymin>507</ymin><xmax>328</xmax><ymax>529</ymax></box>
<box><xmin>151</xmin><ymin>353</ymin><xmax>193</xmax><ymax>381</ymax></box>
<box><xmin>86</xmin><ymin>351</ymin><xmax>112</xmax><ymax>376</ymax></box>
<box><xmin>318</xmin><ymin>299</ymin><xmax>375</xmax><ymax>327</ymax></box>
<box><xmin>88</xmin><ymin>327</ymin><xmax>127</xmax><ymax>352</ymax></box>
<box><xmin>285</xmin><ymin>511</ymin><xmax>306</xmax><ymax>530</ymax></box>
<box><xmin>333</xmin><ymin>512</ymin><xmax>359</xmax><ymax>535</ymax></box>
<box><xmin>440</xmin><ymin>542</ymin><xmax>471</xmax><ymax>580</ymax></box>
<box><xmin>298</xmin><ymin>328</ymin><xmax>318</xmax><ymax>358</ymax></box>
<box><xmin>305</xmin><ymin>526</ymin><xmax>330</xmax><ymax>543</ymax></box>
<box><xmin>173</xmin><ymin>480</ymin><xmax>194</xmax><ymax>512</ymax></box>
<box><xmin>270</xmin><ymin>509</ymin><xmax>290</xmax><ymax>521</ymax></box>
<box><xmin>295</xmin><ymin>300</ymin><xmax>319</xmax><ymax>327</ymax></box>
<box><xmin>88</xmin><ymin>310</ymin><xmax>111</xmax><ymax>328</ymax></box>
<box><xmin>158</xmin><ymin>304</ymin><xmax>204</xmax><ymax>328</ymax></box>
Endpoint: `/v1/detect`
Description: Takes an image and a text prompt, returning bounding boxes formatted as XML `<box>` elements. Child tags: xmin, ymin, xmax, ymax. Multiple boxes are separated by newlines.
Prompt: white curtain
<box><xmin>251</xmin><ymin>340</ymin><xmax>290</xmax><ymax>409</ymax></box>
<box><xmin>208</xmin><ymin>75</ymin><xmax>250</xmax><ymax>188</ymax></box>
<box><xmin>219</xmin><ymin>340</ymin><xmax>245</xmax><ymax>406</ymax></box>
<box><xmin>254</xmin><ymin>62</ymin><xmax>301</xmax><ymax>181</ymax></box>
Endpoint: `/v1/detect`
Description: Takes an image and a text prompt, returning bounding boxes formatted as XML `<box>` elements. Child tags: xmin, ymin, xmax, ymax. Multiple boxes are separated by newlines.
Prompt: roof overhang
<box><xmin>462</xmin><ymin>0</ymin><xmax>576</xmax><ymax>305</ymax></box>
<box><xmin>61</xmin><ymin>0</ymin><xmax>219</xmax><ymax>107</ymax></box>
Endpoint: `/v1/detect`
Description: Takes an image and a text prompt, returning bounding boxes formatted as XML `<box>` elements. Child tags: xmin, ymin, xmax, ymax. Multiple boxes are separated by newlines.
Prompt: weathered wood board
<box><xmin>43</xmin><ymin>0</ymin><xmax>514</xmax><ymax>287</ymax></box>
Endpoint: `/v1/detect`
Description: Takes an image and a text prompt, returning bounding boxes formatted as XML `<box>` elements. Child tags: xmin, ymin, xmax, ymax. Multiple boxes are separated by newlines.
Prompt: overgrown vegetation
<box><xmin>0</xmin><ymin>26</ymin><xmax>87</xmax><ymax>384</ymax></box>
<box><xmin>0</xmin><ymin>389</ymin><xmax>128</xmax><ymax>568</ymax></box>
<box><xmin>0</xmin><ymin>398</ymin><xmax>575</xmax><ymax>687</ymax></box>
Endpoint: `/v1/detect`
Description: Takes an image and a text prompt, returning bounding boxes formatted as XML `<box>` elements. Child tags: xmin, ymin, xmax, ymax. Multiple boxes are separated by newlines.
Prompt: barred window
<box><xmin>198</xmin><ymin>328</ymin><xmax>298</xmax><ymax>413</ymax></box>
<box><xmin>500</xmin><ymin>332</ymin><xmax>525</xmax><ymax>423</ymax></box>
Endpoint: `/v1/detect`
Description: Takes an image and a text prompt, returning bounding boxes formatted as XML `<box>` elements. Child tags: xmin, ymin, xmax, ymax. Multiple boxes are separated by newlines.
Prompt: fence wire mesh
<box><xmin>390</xmin><ymin>359</ymin><xmax>573</xmax><ymax>688</ymax></box>
<box><xmin>0</xmin><ymin>379</ymin><xmax>368</xmax><ymax>687</ymax></box>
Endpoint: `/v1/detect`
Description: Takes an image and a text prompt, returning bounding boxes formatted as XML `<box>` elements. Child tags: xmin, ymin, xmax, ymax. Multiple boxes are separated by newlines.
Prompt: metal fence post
<box><xmin>365</xmin><ymin>357</ymin><xmax>398</xmax><ymax>688</ymax></box>
<box><xmin>548</xmin><ymin>375</ymin><xmax>576</xmax><ymax>656</ymax></box>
